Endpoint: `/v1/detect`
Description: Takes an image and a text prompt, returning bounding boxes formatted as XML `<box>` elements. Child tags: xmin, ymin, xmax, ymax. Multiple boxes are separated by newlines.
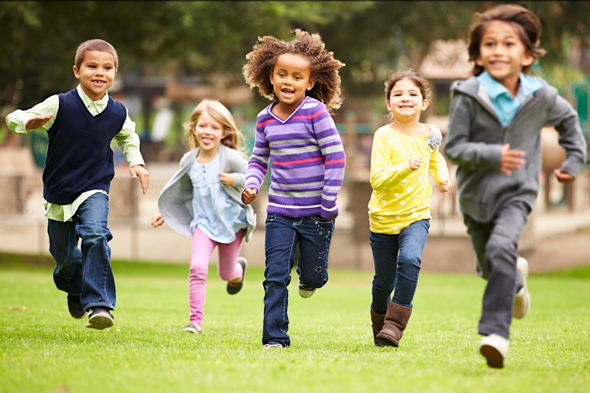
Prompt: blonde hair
<box><xmin>183</xmin><ymin>100</ymin><xmax>244</xmax><ymax>152</ymax></box>
<box><xmin>75</xmin><ymin>39</ymin><xmax>119</xmax><ymax>70</ymax></box>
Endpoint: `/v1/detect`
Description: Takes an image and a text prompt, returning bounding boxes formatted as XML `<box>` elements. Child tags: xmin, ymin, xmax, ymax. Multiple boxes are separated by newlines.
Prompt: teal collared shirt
<box><xmin>477</xmin><ymin>71</ymin><xmax>543</xmax><ymax>127</ymax></box>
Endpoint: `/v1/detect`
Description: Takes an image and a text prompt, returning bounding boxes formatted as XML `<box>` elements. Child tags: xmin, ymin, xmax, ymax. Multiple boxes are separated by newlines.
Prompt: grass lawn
<box><xmin>1</xmin><ymin>253</ymin><xmax>589</xmax><ymax>393</ymax></box>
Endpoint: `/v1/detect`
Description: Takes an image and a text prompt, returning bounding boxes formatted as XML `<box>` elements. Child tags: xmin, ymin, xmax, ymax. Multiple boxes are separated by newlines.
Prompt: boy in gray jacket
<box><xmin>444</xmin><ymin>4</ymin><xmax>587</xmax><ymax>369</ymax></box>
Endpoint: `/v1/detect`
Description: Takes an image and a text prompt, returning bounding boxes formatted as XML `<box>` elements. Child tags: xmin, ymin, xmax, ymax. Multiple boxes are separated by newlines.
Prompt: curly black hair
<box><xmin>243</xmin><ymin>29</ymin><xmax>345</xmax><ymax>112</ymax></box>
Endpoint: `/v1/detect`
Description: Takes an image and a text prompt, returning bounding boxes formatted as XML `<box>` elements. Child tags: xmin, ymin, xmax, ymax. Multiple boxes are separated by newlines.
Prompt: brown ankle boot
<box><xmin>370</xmin><ymin>305</ymin><xmax>385</xmax><ymax>346</ymax></box>
<box><xmin>376</xmin><ymin>302</ymin><xmax>412</xmax><ymax>347</ymax></box>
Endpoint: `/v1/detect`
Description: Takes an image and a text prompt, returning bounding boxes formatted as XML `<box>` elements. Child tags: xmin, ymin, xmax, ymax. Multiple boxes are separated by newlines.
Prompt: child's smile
<box><xmin>476</xmin><ymin>20</ymin><xmax>534</xmax><ymax>94</ymax></box>
<box><xmin>194</xmin><ymin>111</ymin><xmax>226</xmax><ymax>156</ymax></box>
<box><xmin>269</xmin><ymin>53</ymin><xmax>315</xmax><ymax>117</ymax></box>
<box><xmin>73</xmin><ymin>50</ymin><xmax>117</xmax><ymax>101</ymax></box>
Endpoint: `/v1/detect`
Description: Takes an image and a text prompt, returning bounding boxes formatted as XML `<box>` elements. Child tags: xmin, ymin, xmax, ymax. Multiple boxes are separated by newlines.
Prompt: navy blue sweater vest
<box><xmin>43</xmin><ymin>90</ymin><xmax>127</xmax><ymax>204</ymax></box>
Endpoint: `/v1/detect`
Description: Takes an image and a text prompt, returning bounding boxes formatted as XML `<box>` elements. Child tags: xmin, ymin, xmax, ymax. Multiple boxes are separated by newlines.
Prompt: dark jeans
<box><xmin>262</xmin><ymin>213</ymin><xmax>334</xmax><ymax>347</ymax></box>
<box><xmin>370</xmin><ymin>219</ymin><xmax>430</xmax><ymax>314</ymax></box>
<box><xmin>463</xmin><ymin>200</ymin><xmax>530</xmax><ymax>339</ymax></box>
<box><xmin>47</xmin><ymin>193</ymin><xmax>115</xmax><ymax>311</ymax></box>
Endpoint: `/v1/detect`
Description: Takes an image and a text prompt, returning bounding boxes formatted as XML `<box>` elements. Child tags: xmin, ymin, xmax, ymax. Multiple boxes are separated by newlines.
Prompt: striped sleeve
<box><xmin>244</xmin><ymin>110</ymin><xmax>271</xmax><ymax>193</ymax></box>
<box><xmin>314</xmin><ymin>107</ymin><xmax>346</xmax><ymax>219</ymax></box>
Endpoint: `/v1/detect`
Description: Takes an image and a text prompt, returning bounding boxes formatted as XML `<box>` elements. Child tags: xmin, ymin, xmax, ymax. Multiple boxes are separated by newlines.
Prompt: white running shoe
<box><xmin>479</xmin><ymin>334</ymin><xmax>509</xmax><ymax>369</ymax></box>
<box><xmin>513</xmin><ymin>257</ymin><xmax>531</xmax><ymax>319</ymax></box>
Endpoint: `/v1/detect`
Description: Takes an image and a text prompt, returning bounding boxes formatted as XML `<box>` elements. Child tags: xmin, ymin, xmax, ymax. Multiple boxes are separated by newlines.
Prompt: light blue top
<box><xmin>188</xmin><ymin>155</ymin><xmax>248</xmax><ymax>243</ymax></box>
<box><xmin>477</xmin><ymin>71</ymin><xmax>543</xmax><ymax>127</ymax></box>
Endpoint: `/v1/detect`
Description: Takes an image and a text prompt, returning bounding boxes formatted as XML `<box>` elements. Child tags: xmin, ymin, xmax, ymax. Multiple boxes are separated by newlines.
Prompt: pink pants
<box><xmin>188</xmin><ymin>227</ymin><xmax>245</xmax><ymax>325</ymax></box>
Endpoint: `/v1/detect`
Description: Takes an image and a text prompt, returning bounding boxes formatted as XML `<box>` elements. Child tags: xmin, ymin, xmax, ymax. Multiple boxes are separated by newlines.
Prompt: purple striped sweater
<box><xmin>244</xmin><ymin>97</ymin><xmax>346</xmax><ymax>219</ymax></box>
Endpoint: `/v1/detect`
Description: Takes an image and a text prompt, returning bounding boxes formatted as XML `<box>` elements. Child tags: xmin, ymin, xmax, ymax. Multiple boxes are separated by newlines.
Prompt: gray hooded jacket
<box><xmin>157</xmin><ymin>144</ymin><xmax>257</xmax><ymax>241</ymax></box>
<box><xmin>444</xmin><ymin>76</ymin><xmax>587</xmax><ymax>223</ymax></box>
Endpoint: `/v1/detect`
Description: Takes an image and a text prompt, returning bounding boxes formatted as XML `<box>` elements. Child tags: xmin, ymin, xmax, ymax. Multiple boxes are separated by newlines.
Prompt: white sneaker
<box><xmin>298</xmin><ymin>280</ymin><xmax>316</xmax><ymax>298</ymax></box>
<box><xmin>181</xmin><ymin>323</ymin><xmax>202</xmax><ymax>334</ymax></box>
<box><xmin>479</xmin><ymin>334</ymin><xmax>509</xmax><ymax>369</ymax></box>
<box><xmin>263</xmin><ymin>343</ymin><xmax>284</xmax><ymax>349</ymax></box>
<box><xmin>513</xmin><ymin>257</ymin><xmax>531</xmax><ymax>319</ymax></box>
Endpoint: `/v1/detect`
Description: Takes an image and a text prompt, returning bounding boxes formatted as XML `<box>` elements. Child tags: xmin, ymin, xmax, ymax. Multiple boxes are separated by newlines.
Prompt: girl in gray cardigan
<box><xmin>151</xmin><ymin>100</ymin><xmax>256</xmax><ymax>334</ymax></box>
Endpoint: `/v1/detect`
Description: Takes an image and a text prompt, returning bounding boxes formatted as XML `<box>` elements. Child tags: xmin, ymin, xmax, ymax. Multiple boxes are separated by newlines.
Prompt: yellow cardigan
<box><xmin>369</xmin><ymin>124</ymin><xmax>449</xmax><ymax>234</ymax></box>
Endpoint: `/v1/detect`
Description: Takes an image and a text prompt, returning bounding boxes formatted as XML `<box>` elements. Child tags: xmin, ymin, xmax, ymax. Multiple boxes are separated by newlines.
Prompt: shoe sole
<box><xmin>513</xmin><ymin>258</ymin><xmax>530</xmax><ymax>319</ymax></box>
<box><xmin>227</xmin><ymin>258</ymin><xmax>247</xmax><ymax>295</ymax></box>
<box><xmin>480</xmin><ymin>344</ymin><xmax>504</xmax><ymax>369</ymax></box>
<box><xmin>86</xmin><ymin>314</ymin><xmax>114</xmax><ymax>330</ymax></box>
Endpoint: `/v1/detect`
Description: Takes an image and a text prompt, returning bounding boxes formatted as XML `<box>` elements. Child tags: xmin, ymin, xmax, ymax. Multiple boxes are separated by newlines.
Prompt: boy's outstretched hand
<box><xmin>439</xmin><ymin>179</ymin><xmax>452</xmax><ymax>193</ymax></box>
<box><xmin>151</xmin><ymin>214</ymin><xmax>164</xmax><ymax>228</ymax></box>
<box><xmin>500</xmin><ymin>144</ymin><xmax>525</xmax><ymax>176</ymax></box>
<box><xmin>25</xmin><ymin>114</ymin><xmax>54</xmax><ymax>130</ymax></box>
<box><xmin>242</xmin><ymin>188</ymin><xmax>257</xmax><ymax>204</ymax></box>
<box><xmin>554</xmin><ymin>169</ymin><xmax>574</xmax><ymax>183</ymax></box>
<box><xmin>129</xmin><ymin>165</ymin><xmax>149</xmax><ymax>194</ymax></box>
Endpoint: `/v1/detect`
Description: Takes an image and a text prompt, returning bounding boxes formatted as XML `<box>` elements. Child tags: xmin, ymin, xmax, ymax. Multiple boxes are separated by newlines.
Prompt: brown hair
<box><xmin>75</xmin><ymin>39</ymin><xmax>119</xmax><ymax>70</ymax></box>
<box><xmin>467</xmin><ymin>4</ymin><xmax>546</xmax><ymax>76</ymax></box>
<box><xmin>183</xmin><ymin>99</ymin><xmax>245</xmax><ymax>153</ymax></box>
<box><xmin>384</xmin><ymin>69</ymin><xmax>432</xmax><ymax>102</ymax></box>
<box><xmin>242</xmin><ymin>29</ymin><xmax>345</xmax><ymax>112</ymax></box>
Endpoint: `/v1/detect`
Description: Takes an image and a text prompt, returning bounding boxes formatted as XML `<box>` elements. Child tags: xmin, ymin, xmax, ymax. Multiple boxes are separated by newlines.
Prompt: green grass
<box><xmin>1</xmin><ymin>255</ymin><xmax>589</xmax><ymax>393</ymax></box>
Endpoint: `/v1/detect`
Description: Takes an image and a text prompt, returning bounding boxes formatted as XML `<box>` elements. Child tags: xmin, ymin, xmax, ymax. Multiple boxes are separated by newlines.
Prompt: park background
<box><xmin>0</xmin><ymin>1</ymin><xmax>589</xmax><ymax>392</ymax></box>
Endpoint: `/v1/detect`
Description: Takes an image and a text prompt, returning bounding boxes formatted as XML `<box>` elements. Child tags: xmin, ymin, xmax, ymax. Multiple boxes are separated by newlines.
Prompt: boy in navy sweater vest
<box><xmin>6</xmin><ymin>39</ymin><xmax>149</xmax><ymax>330</ymax></box>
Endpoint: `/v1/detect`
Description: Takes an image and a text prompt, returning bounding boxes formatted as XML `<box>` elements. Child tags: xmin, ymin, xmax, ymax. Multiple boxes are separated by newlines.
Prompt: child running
<box><xmin>369</xmin><ymin>70</ymin><xmax>452</xmax><ymax>348</ymax></box>
<box><xmin>151</xmin><ymin>100</ymin><xmax>256</xmax><ymax>334</ymax></box>
<box><xmin>241</xmin><ymin>29</ymin><xmax>346</xmax><ymax>348</ymax></box>
<box><xmin>5</xmin><ymin>39</ymin><xmax>149</xmax><ymax>330</ymax></box>
<box><xmin>444</xmin><ymin>4</ymin><xmax>587</xmax><ymax>368</ymax></box>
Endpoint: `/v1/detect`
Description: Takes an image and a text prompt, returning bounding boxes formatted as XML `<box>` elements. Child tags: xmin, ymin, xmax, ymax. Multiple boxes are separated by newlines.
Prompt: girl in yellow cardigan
<box><xmin>369</xmin><ymin>69</ymin><xmax>452</xmax><ymax>347</ymax></box>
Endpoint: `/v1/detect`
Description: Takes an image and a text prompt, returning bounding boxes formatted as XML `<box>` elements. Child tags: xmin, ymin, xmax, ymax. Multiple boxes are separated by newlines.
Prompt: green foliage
<box><xmin>2</xmin><ymin>1</ymin><xmax>590</xmax><ymax>114</ymax></box>
<box><xmin>1</xmin><ymin>258</ymin><xmax>590</xmax><ymax>393</ymax></box>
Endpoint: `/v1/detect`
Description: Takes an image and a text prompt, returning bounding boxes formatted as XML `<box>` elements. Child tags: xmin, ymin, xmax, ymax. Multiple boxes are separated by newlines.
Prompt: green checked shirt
<box><xmin>6</xmin><ymin>85</ymin><xmax>145</xmax><ymax>222</ymax></box>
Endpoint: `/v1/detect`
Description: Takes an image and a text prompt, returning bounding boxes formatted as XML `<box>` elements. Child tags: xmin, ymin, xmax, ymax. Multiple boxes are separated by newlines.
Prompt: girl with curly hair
<box><xmin>241</xmin><ymin>29</ymin><xmax>346</xmax><ymax>348</ymax></box>
<box><xmin>369</xmin><ymin>69</ymin><xmax>451</xmax><ymax>348</ymax></box>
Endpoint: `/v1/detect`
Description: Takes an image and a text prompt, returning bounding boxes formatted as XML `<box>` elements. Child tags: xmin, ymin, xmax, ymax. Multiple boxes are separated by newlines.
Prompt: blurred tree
<box><xmin>0</xmin><ymin>1</ymin><xmax>372</xmax><ymax>112</ymax></box>
<box><xmin>1</xmin><ymin>1</ymin><xmax>589</xmax><ymax>115</ymax></box>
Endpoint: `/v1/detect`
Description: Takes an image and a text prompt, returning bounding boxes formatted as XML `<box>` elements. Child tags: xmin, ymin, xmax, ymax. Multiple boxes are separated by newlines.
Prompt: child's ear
<box><xmin>386</xmin><ymin>100</ymin><xmax>392</xmax><ymax>112</ymax></box>
<box><xmin>73</xmin><ymin>65</ymin><xmax>81</xmax><ymax>80</ymax></box>
<box><xmin>421</xmin><ymin>100</ymin><xmax>429</xmax><ymax>111</ymax></box>
<box><xmin>522</xmin><ymin>53</ymin><xmax>535</xmax><ymax>67</ymax></box>
<box><xmin>307</xmin><ymin>79</ymin><xmax>316</xmax><ymax>91</ymax></box>
<box><xmin>475</xmin><ymin>56</ymin><xmax>483</xmax><ymax>67</ymax></box>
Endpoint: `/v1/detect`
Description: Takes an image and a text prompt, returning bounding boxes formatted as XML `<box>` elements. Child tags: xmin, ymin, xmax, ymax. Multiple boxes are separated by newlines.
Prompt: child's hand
<box><xmin>554</xmin><ymin>169</ymin><xmax>574</xmax><ymax>183</ymax></box>
<box><xmin>500</xmin><ymin>144</ymin><xmax>525</xmax><ymax>176</ymax></box>
<box><xmin>219</xmin><ymin>172</ymin><xmax>235</xmax><ymax>186</ymax></box>
<box><xmin>129</xmin><ymin>165</ymin><xmax>149</xmax><ymax>195</ymax></box>
<box><xmin>439</xmin><ymin>180</ymin><xmax>452</xmax><ymax>193</ymax></box>
<box><xmin>409</xmin><ymin>155</ymin><xmax>423</xmax><ymax>171</ymax></box>
<box><xmin>25</xmin><ymin>114</ymin><xmax>53</xmax><ymax>130</ymax></box>
<box><xmin>242</xmin><ymin>188</ymin><xmax>258</xmax><ymax>204</ymax></box>
<box><xmin>151</xmin><ymin>214</ymin><xmax>164</xmax><ymax>228</ymax></box>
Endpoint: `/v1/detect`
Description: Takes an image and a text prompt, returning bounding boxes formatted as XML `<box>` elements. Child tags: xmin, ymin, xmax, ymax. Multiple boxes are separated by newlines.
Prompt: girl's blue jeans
<box><xmin>47</xmin><ymin>192</ymin><xmax>115</xmax><ymax>311</ymax></box>
<box><xmin>262</xmin><ymin>213</ymin><xmax>334</xmax><ymax>347</ymax></box>
<box><xmin>370</xmin><ymin>219</ymin><xmax>430</xmax><ymax>314</ymax></box>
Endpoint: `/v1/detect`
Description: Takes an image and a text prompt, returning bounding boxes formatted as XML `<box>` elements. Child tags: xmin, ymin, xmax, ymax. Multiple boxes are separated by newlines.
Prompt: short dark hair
<box><xmin>384</xmin><ymin>69</ymin><xmax>432</xmax><ymax>102</ymax></box>
<box><xmin>467</xmin><ymin>4</ymin><xmax>546</xmax><ymax>76</ymax></box>
<box><xmin>242</xmin><ymin>29</ymin><xmax>345</xmax><ymax>112</ymax></box>
<box><xmin>75</xmin><ymin>39</ymin><xmax>119</xmax><ymax>70</ymax></box>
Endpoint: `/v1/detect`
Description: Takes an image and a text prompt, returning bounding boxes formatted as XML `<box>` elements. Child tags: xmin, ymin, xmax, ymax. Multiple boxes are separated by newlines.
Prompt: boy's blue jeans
<box><xmin>369</xmin><ymin>219</ymin><xmax>430</xmax><ymax>314</ymax></box>
<box><xmin>262</xmin><ymin>213</ymin><xmax>334</xmax><ymax>347</ymax></box>
<box><xmin>47</xmin><ymin>193</ymin><xmax>115</xmax><ymax>311</ymax></box>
